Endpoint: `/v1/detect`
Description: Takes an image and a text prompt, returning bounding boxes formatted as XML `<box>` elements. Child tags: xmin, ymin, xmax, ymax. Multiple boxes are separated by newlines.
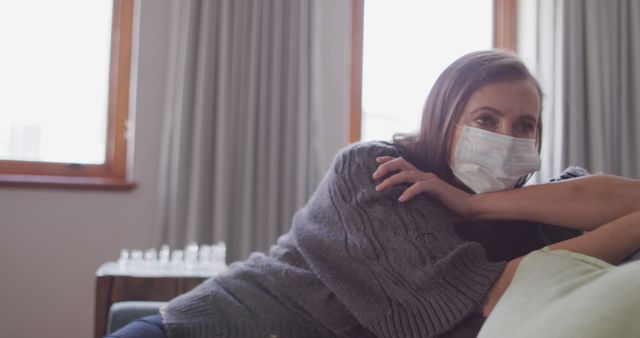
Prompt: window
<box><xmin>350</xmin><ymin>0</ymin><xmax>517</xmax><ymax>142</ymax></box>
<box><xmin>0</xmin><ymin>0</ymin><xmax>135</xmax><ymax>189</ymax></box>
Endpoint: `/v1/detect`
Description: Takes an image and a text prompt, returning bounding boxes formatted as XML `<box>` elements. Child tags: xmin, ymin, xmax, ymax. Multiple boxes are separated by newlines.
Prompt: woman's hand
<box><xmin>372</xmin><ymin>156</ymin><xmax>480</xmax><ymax>219</ymax></box>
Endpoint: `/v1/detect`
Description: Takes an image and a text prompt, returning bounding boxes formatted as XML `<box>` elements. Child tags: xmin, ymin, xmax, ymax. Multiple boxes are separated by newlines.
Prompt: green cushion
<box><xmin>478</xmin><ymin>248</ymin><xmax>640</xmax><ymax>338</ymax></box>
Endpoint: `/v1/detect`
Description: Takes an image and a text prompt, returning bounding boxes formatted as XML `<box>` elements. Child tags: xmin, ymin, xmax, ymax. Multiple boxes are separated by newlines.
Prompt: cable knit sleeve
<box><xmin>291</xmin><ymin>141</ymin><xmax>506</xmax><ymax>338</ymax></box>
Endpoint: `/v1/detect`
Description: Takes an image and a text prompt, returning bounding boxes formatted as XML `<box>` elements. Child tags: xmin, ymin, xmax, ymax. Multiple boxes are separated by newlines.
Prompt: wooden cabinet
<box><xmin>93</xmin><ymin>274</ymin><xmax>207</xmax><ymax>338</ymax></box>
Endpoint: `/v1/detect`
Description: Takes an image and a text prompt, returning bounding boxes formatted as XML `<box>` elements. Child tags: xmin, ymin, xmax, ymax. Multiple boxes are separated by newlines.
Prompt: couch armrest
<box><xmin>106</xmin><ymin>301</ymin><xmax>167</xmax><ymax>334</ymax></box>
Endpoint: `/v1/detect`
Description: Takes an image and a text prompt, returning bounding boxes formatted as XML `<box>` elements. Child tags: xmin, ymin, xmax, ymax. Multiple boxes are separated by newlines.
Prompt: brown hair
<box><xmin>394</xmin><ymin>50</ymin><xmax>543</xmax><ymax>186</ymax></box>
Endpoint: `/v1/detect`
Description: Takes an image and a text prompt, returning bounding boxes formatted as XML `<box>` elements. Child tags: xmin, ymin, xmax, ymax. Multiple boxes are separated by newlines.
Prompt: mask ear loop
<box><xmin>447</xmin><ymin>123</ymin><xmax>464</xmax><ymax>174</ymax></box>
<box><xmin>448</xmin><ymin>124</ymin><xmax>466</xmax><ymax>171</ymax></box>
<box><xmin>515</xmin><ymin>132</ymin><xmax>541</xmax><ymax>188</ymax></box>
<box><xmin>522</xmin><ymin>131</ymin><xmax>542</xmax><ymax>187</ymax></box>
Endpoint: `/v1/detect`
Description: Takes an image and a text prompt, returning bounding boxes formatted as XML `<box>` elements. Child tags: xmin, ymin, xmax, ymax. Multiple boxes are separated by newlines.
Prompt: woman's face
<box><xmin>448</xmin><ymin>79</ymin><xmax>541</xmax><ymax>167</ymax></box>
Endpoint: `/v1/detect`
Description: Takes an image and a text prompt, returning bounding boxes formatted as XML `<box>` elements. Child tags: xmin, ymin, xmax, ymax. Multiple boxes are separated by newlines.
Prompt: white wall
<box><xmin>0</xmin><ymin>1</ymin><xmax>351</xmax><ymax>337</ymax></box>
<box><xmin>0</xmin><ymin>1</ymin><xmax>171</xmax><ymax>337</ymax></box>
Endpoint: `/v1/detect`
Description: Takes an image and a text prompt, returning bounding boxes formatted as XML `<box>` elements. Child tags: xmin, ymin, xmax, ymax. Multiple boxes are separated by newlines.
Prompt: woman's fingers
<box><xmin>375</xmin><ymin>156</ymin><xmax>395</xmax><ymax>164</ymax></box>
<box><xmin>375</xmin><ymin>171</ymin><xmax>416</xmax><ymax>191</ymax></box>
<box><xmin>398</xmin><ymin>181</ymin><xmax>438</xmax><ymax>202</ymax></box>
<box><xmin>372</xmin><ymin>157</ymin><xmax>416</xmax><ymax>179</ymax></box>
<box><xmin>372</xmin><ymin>157</ymin><xmax>400</xmax><ymax>179</ymax></box>
<box><xmin>372</xmin><ymin>162</ymin><xmax>476</xmax><ymax>218</ymax></box>
<box><xmin>375</xmin><ymin>171</ymin><xmax>436</xmax><ymax>192</ymax></box>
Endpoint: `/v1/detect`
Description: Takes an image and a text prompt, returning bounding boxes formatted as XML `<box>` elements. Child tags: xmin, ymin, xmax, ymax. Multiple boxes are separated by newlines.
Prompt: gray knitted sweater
<box><xmin>162</xmin><ymin>141</ymin><xmax>506</xmax><ymax>337</ymax></box>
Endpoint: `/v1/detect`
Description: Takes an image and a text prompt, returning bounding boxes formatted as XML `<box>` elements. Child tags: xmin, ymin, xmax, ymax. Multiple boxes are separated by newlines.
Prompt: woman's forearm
<box><xmin>473</xmin><ymin>174</ymin><xmax>640</xmax><ymax>230</ymax></box>
<box><xmin>477</xmin><ymin>210</ymin><xmax>640</xmax><ymax>318</ymax></box>
<box><xmin>373</xmin><ymin>156</ymin><xmax>640</xmax><ymax>230</ymax></box>
<box><xmin>545</xmin><ymin>210</ymin><xmax>640</xmax><ymax>263</ymax></box>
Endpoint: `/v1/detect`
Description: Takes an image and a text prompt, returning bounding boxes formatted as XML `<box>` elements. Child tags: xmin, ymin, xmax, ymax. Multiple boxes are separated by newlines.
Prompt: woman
<box><xmin>108</xmin><ymin>50</ymin><xmax>640</xmax><ymax>338</ymax></box>
<box><xmin>371</xmin><ymin>50</ymin><xmax>640</xmax><ymax>321</ymax></box>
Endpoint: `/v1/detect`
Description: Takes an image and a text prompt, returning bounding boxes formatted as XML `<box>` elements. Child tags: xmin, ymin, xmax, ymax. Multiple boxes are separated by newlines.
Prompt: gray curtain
<box><xmin>157</xmin><ymin>0</ymin><xmax>326</xmax><ymax>262</ymax></box>
<box><xmin>533</xmin><ymin>0</ymin><xmax>640</xmax><ymax>181</ymax></box>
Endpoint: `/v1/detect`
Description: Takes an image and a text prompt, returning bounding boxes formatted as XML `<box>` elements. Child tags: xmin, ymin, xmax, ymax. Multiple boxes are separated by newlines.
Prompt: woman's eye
<box><xmin>515</xmin><ymin>121</ymin><xmax>536</xmax><ymax>135</ymax></box>
<box><xmin>475</xmin><ymin>115</ymin><xmax>498</xmax><ymax>129</ymax></box>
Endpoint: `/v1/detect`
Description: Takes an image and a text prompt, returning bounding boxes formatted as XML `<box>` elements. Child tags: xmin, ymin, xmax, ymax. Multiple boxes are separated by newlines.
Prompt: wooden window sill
<box><xmin>0</xmin><ymin>174</ymin><xmax>137</xmax><ymax>191</ymax></box>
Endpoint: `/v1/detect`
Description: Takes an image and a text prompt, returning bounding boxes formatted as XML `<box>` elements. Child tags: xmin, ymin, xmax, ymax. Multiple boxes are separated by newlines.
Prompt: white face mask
<box><xmin>451</xmin><ymin>125</ymin><xmax>541</xmax><ymax>194</ymax></box>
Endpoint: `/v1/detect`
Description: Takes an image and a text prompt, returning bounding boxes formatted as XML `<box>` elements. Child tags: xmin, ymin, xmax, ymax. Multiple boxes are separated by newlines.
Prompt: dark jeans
<box><xmin>105</xmin><ymin>315</ymin><xmax>167</xmax><ymax>338</ymax></box>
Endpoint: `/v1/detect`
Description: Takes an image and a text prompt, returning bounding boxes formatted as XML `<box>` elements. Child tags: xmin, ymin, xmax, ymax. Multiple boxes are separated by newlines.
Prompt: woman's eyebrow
<box><xmin>470</xmin><ymin>107</ymin><xmax>538</xmax><ymax>122</ymax></box>
<box><xmin>519</xmin><ymin>114</ymin><xmax>538</xmax><ymax>123</ymax></box>
<box><xmin>515</xmin><ymin>111</ymin><xmax>539</xmax><ymax>121</ymax></box>
<box><xmin>469</xmin><ymin>106</ymin><xmax>504</xmax><ymax>116</ymax></box>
